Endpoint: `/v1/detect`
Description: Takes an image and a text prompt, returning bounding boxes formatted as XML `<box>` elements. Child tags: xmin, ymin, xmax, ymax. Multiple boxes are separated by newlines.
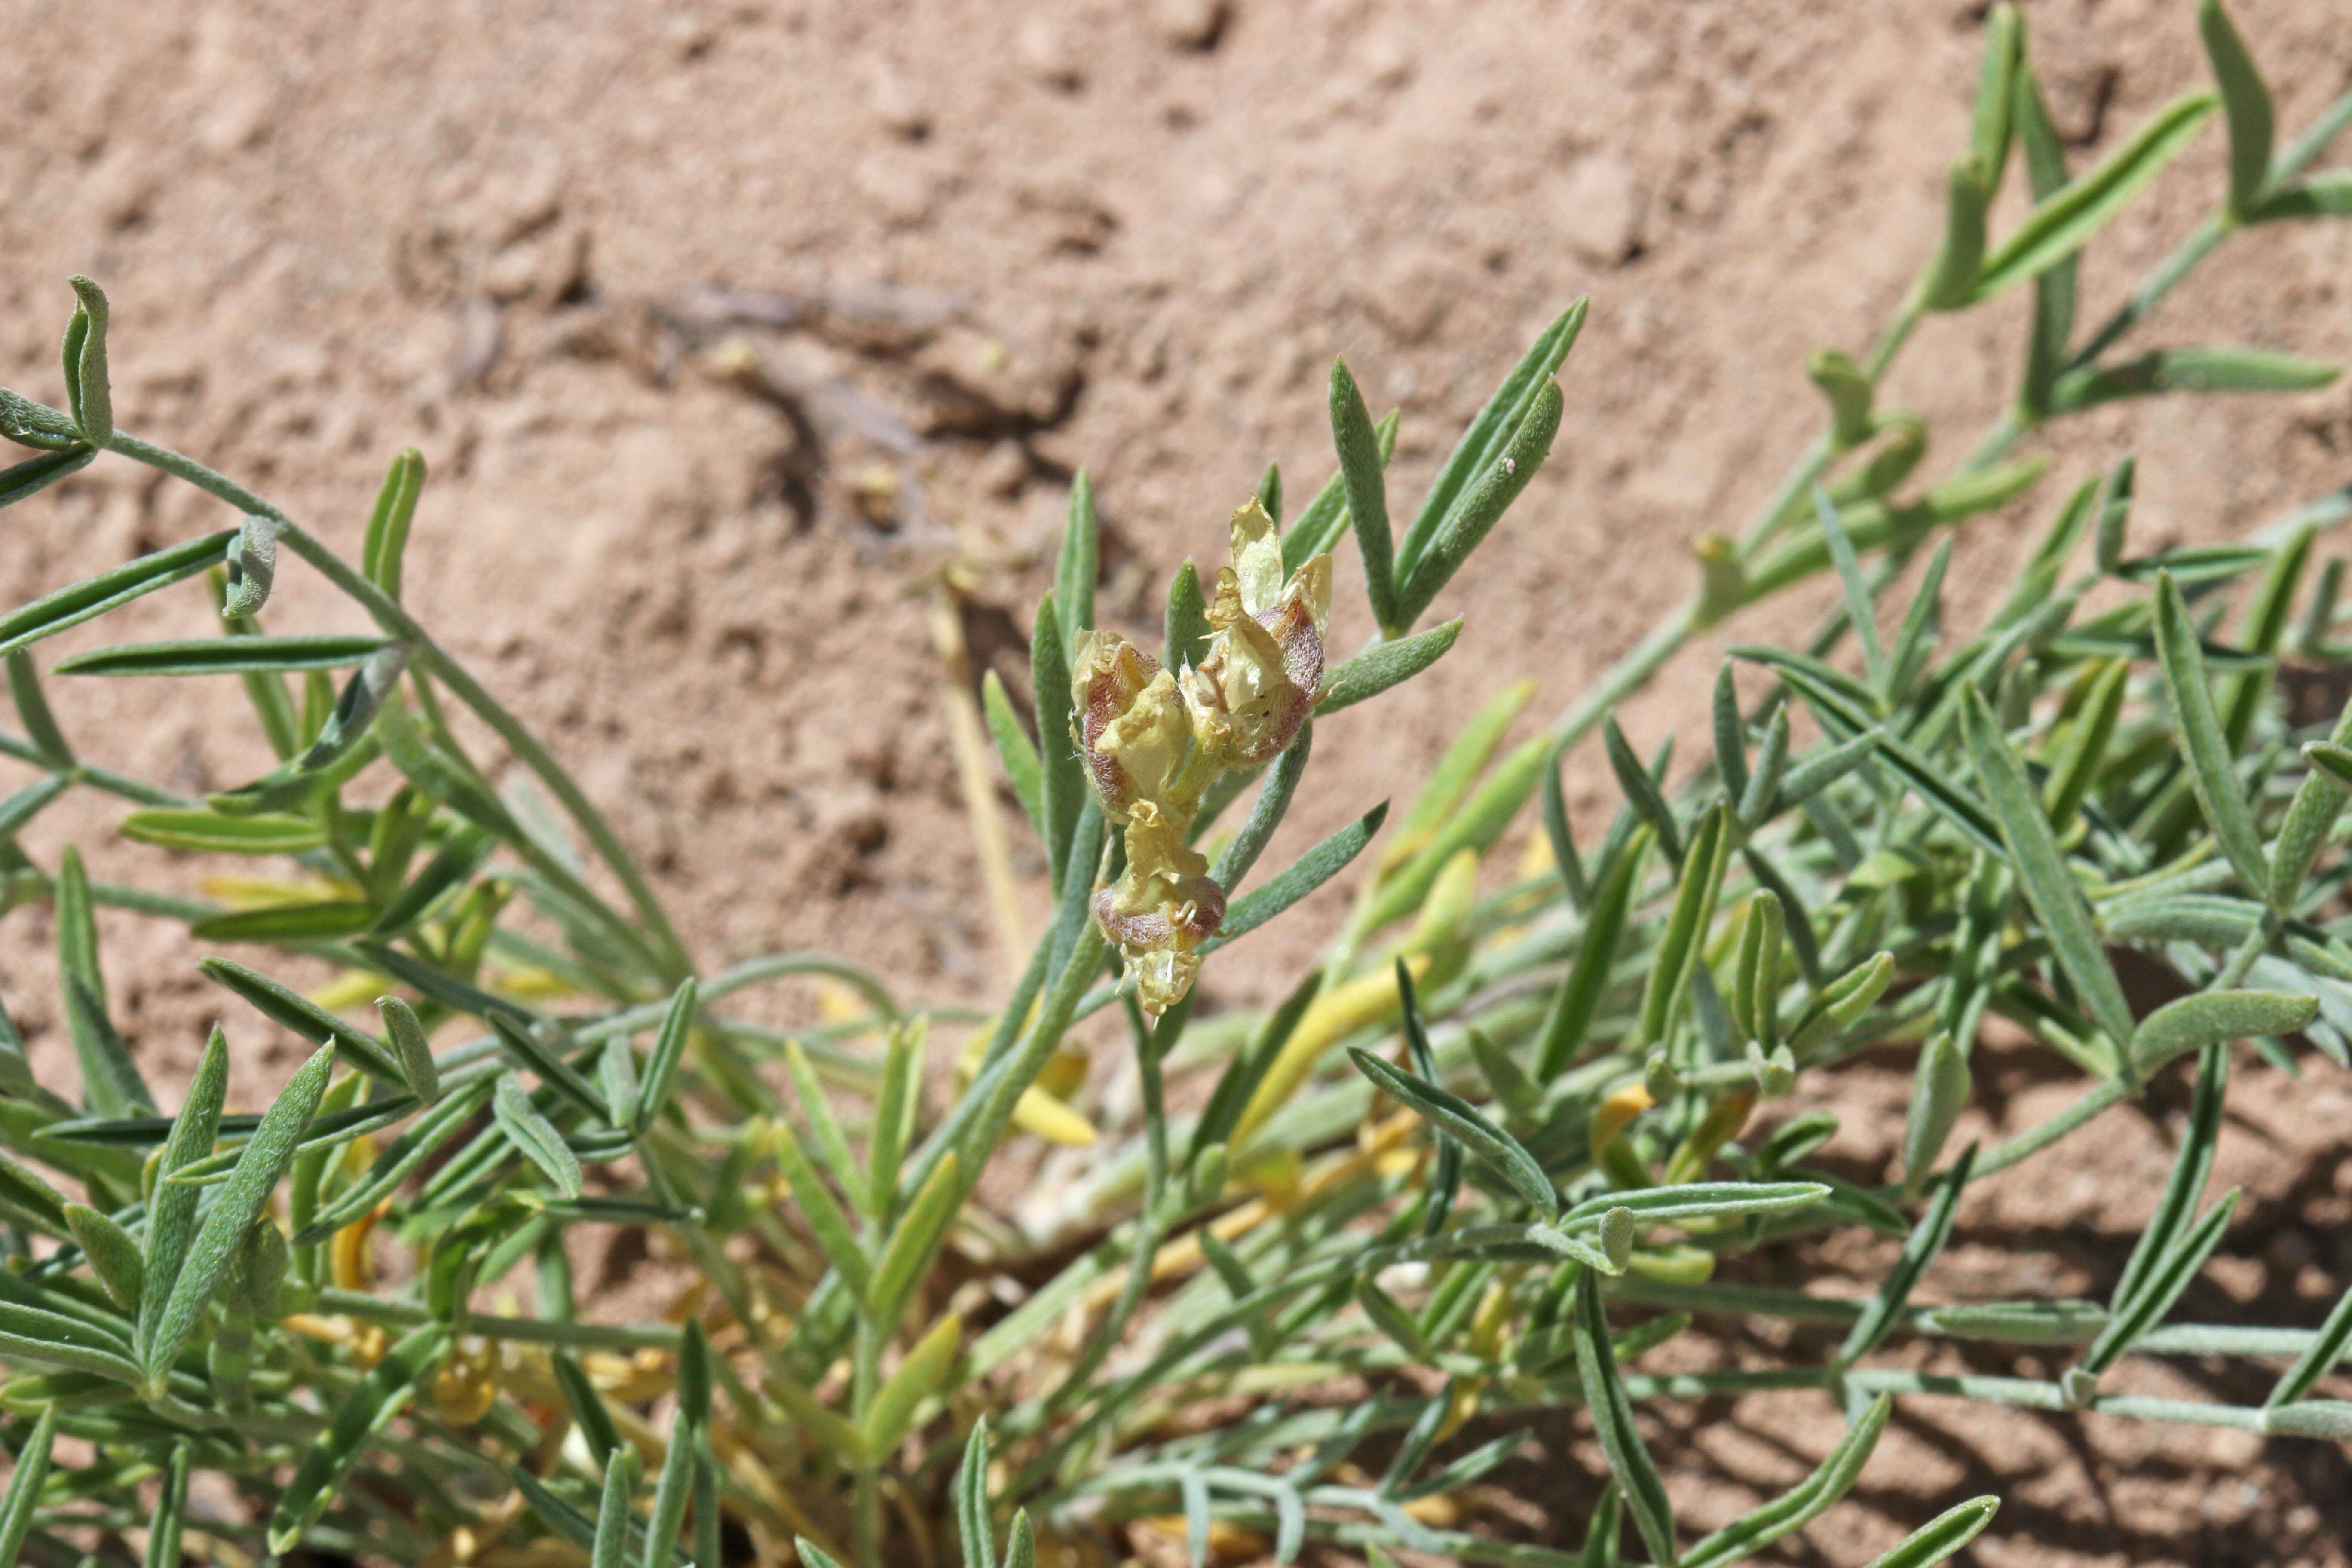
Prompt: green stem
<box><xmin>101</xmin><ymin>430</ymin><xmax>695</xmax><ymax>984</ymax></box>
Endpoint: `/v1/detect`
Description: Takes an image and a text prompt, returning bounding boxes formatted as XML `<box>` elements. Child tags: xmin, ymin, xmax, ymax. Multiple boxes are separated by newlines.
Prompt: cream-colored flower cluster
<box><xmin>1073</xmin><ymin>499</ymin><xmax>1332</xmax><ymax>1012</ymax></box>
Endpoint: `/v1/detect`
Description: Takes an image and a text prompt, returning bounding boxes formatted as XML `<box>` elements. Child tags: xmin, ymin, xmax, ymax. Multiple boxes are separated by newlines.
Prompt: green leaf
<box><xmin>1639</xmin><ymin>805</ymin><xmax>1731</xmax><ymax>1049</ymax></box>
<box><xmin>1394</xmin><ymin>376</ymin><xmax>1565</xmax><ymax>628</ymax></box>
<box><xmin>54</xmin><ymin>634</ymin><xmax>386</xmax><ymax>678</ymax></box>
<box><xmin>1284</xmin><ymin>410</ymin><xmax>1398</xmax><ymax>577</ymax></box>
<box><xmin>2199</xmin><ymin>0</ymin><xmax>2275</xmax><ymax>218</ymax></box>
<box><xmin>64</xmin><ymin>1202</ymin><xmax>144</xmax><ymax>1315</ymax></box>
<box><xmin>1683</xmin><ymin>1394</ymin><xmax>1889</xmax><ymax>1568</ymax></box>
<box><xmin>0</xmin><ymin>528</ymin><xmax>236</xmax><ymax>656</ymax></box>
<box><xmin>0</xmin><ymin>444</ymin><xmax>97</xmax><ymax>509</ymax></box>
<box><xmin>371</xmin><ymin>821</ymin><xmax>493</xmax><ymax>935</ymax></box>
<box><xmin>2132</xmin><ymin>991</ymin><xmax>2315</xmax><ymax>1076</ymax></box>
<box><xmin>360</xmin><ymin>449</ymin><xmax>426</xmax><ymax>601</ymax></box>
<box><xmin>266</xmin><ymin>1322</ymin><xmax>448</xmax><ymax>1553</ymax></box>
<box><xmin>1960</xmin><ymin>686</ymin><xmax>2132</xmax><ymax>1065</ymax></box>
<box><xmin>1839</xmin><ymin>1144</ymin><xmax>1976</xmax><ymax>1366</ymax></box>
<box><xmin>1534</xmin><ymin>827</ymin><xmax>1650</xmax><ymax>1078</ymax></box>
<box><xmin>1188</xmin><ymin>967</ymin><xmax>1321</xmax><ymax>1163</ymax></box>
<box><xmin>0</xmin><ymin>1150</ymin><xmax>70</xmax><ymax>1236</ymax></box>
<box><xmin>958</xmin><ymin>1418</ymin><xmax>997</xmax><ymax>1568</ymax></box>
<box><xmin>64</xmin><ymin>277</ymin><xmax>113</xmax><ymax>447</ymax></box>
<box><xmin>1573</xmin><ymin>1271</ymin><xmax>1675</xmax><ymax>1568</ymax></box>
<box><xmin>1860</xmin><ymin>1496</ymin><xmax>2000</xmax><ymax>1568</ymax></box>
<box><xmin>1394</xmin><ymin>298</ymin><xmax>1587</xmax><ymax>581</ymax></box>
<box><xmin>208</xmin><ymin>643</ymin><xmax>407</xmax><ymax>815</ymax></box>
<box><xmin>1057</xmin><ymin>470</ymin><xmax>1099</xmax><ymax>656</ymax></box>
<box><xmin>0</xmin><ymin>386</ymin><xmax>82</xmax><ymax>451</ymax></box>
<box><xmin>553</xmin><ymin>1349</ymin><xmax>623</xmax><ymax>1469</ymax></box>
<box><xmin>593</xmin><ymin>1444</ymin><xmax>640</xmax><ymax>1568</ymax></box>
<box><xmin>1920</xmin><ymin>158</ymin><xmax>1991</xmax><ymax>311</ymax></box>
<box><xmin>1975</xmin><ymin>92</ymin><xmax>2220</xmax><ymax>299</ymax></box>
<box><xmin>137</xmin><ymin>1026</ymin><xmax>227</xmax><ymax>1363</ymax></box>
<box><xmin>2050</xmin><ymin>346</ymin><xmax>2336</xmax><ymax>412</ymax></box>
<box><xmin>2155</xmin><ymin>571</ymin><xmax>2269</xmax><ymax>892</ymax></box>
<box><xmin>166</xmin><ymin>1094</ymin><xmax>423</xmax><ymax>1186</ymax></box>
<box><xmin>0</xmin><ymin>772</ymin><xmax>71</xmax><ymax>843</ymax></box>
<box><xmin>2267</xmin><ymin>1279</ymin><xmax>2352</xmax><ymax>1409</ymax></box>
<box><xmin>487</xmin><ymin>1014</ymin><xmax>608</xmax><ymax>1124</ymax></box>
<box><xmin>1347</xmin><ymin>1047</ymin><xmax>1559</xmax><ymax>1220</ymax></box>
<box><xmin>864</xmin><ymin>1311</ymin><xmax>962</xmax><ymax>1453</ymax></box>
<box><xmin>199</xmin><ymin>955</ymin><xmax>407</xmax><ymax>1086</ymax></box>
<box><xmin>494</xmin><ymin>1072</ymin><xmax>585</xmax><ymax>1198</ymax></box>
<box><xmin>1604</xmin><ymin>715</ymin><xmax>1681</xmax><ymax>864</ymax></box>
<box><xmin>190</xmin><ymin>900</ymin><xmax>379</xmax><ymax>943</ymax></box>
<box><xmin>772</xmin><ymin>1115</ymin><xmax>872</xmax><ymax>1302</ymax></box>
<box><xmin>1814</xmin><ymin>485</ymin><xmax>1889</xmax><ymax>693</ymax></box>
<box><xmin>1806</xmin><ymin>350</ymin><xmax>1875</xmax><ymax>450</ymax></box>
<box><xmin>2250</xmin><ymin>172</ymin><xmax>2352</xmax><ymax>221</ymax></box>
<box><xmin>1203</xmin><ymin>801</ymin><xmax>1387</xmax><ymax>952</ymax></box>
<box><xmin>219</xmin><ymin>513</ymin><xmax>277</xmax><ymax>618</ymax></box>
<box><xmin>1161</xmin><ymin>558</ymin><xmax>1210</xmax><ymax>675</ymax></box>
<box><xmin>980</xmin><ymin>668</ymin><xmax>1043</xmax><ymax>835</ymax></box>
<box><xmin>377</xmin><ymin>996</ymin><xmax>441</xmax><ymax>1105</ymax></box>
<box><xmin>2083</xmin><ymin>1188</ymin><xmax>2239</xmax><ymax>1375</ymax></box>
<box><xmin>1210</xmin><ymin>720</ymin><xmax>1309</xmax><ymax>892</ymax></box>
<box><xmin>1318</xmin><ymin>618</ymin><xmax>1462</xmax><ymax>716</ymax></box>
<box><xmin>1031</xmin><ymin>594</ymin><xmax>1084</xmax><ymax>890</ymax></box>
<box><xmin>0</xmin><ymin>1406</ymin><xmax>57</xmax><ymax>1565</ymax></box>
<box><xmin>57</xmin><ymin>845</ymin><xmax>155</xmax><ymax>1116</ymax></box>
<box><xmin>5</xmin><ymin>650</ymin><xmax>71</xmax><ymax>768</ymax></box>
<box><xmin>1330</xmin><ymin>357</ymin><xmax>1398</xmax><ymax>631</ymax></box>
<box><xmin>118</xmin><ymin>807</ymin><xmax>327</xmax><ymax>854</ymax></box>
<box><xmin>870</xmin><ymin>1150</ymin><xmax>962</xmax><ymax>1330</ymax></box>
<box><xmin>635</xmin><ymin>977</ymin><xmax>699</xmax><ymax>1134</ymax></box>
<box><xmin>141</xmin><ymin>1441</ymin><xmax>192</xmax><ymax>1568</ymax></box>
<box><xmin>144</xmin><ymin>1041</ymin><xmax>334</xmax><ymax>1388</ymax></box>
<box><xmin>781</xmin><ymin>1039</ymin><xmax>871</xmax><ymax>1219</ymax></box>
<box><xmin>1560</xmin><ymin>1182</ymin><xmax>1829</xmax><ymax>1231</ymax></box>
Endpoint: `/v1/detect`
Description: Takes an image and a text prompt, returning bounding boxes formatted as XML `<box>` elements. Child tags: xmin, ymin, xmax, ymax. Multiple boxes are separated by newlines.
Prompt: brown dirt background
<box><xmin>3</xmin><ymin>0</ymin><xmax>2351</xmax><ymax>1564</ymax></box>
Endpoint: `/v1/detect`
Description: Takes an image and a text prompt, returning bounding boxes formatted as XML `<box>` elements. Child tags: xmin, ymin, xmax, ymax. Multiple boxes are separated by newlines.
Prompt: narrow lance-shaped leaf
<box><xmin>958</xmin><ymin>1418</ymin><xmax>997</xmax><ymax>1568</ymax></box>
<box><xmin>865</xmin><ymin>1311</ymin><xmax>962</xmax><ymax>1453</ymax></box>
<box><xmin>636</xmin><ymin>977</ymin><xmax>698</xmax><ymax>1134</ymax></box>
<box><xmin>2132</xmin><ymin>990</ymin><xmax>2315</xmax><ymax>1077</ymax></box>
<box><xmin>1840</xmin><ymin>1143</ymin><xmax>1978</xmax><ymax>1366</ymax></box>
<box><xmin>1203</xmin><ymin>800</ymin><xmax>1387</xmax><ymax>952</ymax></box>
<box><xmin>2109</xmin><ymin>1042</ymin><xmax>2226</xmax><ymax>1315</ymax></box>
<box><xmin>146</xmin><ymin>1041</ymin><xmax>334</xmax><ymax>1387</ymax></box>
<box><xmin>2155</xmin><ymin>571</ymin><xmax>2269</xmax><ymax>893</ymax></box>
<box><xmin>1330</xmin><ymin>357</ymin><xmax>1397</xmax><ymax>631</ymax></box>
<box><xmin>377</xmin><ymin>996</ymin><xmax>441</xmax><ymax>1106</ymax></box>
<box><xmin>0</xmin><ymin>1406</ymin><xmax>58</xmax><ymax>1566</ymax></box>
<box><xmin>554</xmin><ymin>1349</ymin><xmax>624</xmax><ymax>1470</ymax></box>
<box><xmin>54</xmin><ymin>633</ymin><xmax>386</xmax><ymax>677</ymax></box>
<box><xmin>1031</xmin><ymin>593</ymin><xmax>1084</xmax><ymax>888</ymax></box>
<box><xmin>221</xmin><ymin>513</ymin><xmax>277</xmax><ymax>618</ymax></box>
<box><xmin>199</xmin><ymin>956</ymin><xmax>407</xmax><ymax>1086</ymax></box>
<box><xmin>57</xmin><ymin>845</ymin><xmax>156</xmax><ymax>1116</ymax></box>
<box><xmin>138</xmin><ymin>1026</ymin><xmax>228</xmax><ymax>1359</ymax></box>
<box><xmin>1210</xmin><ymin>720</ymin><xmax>1309</xmax><ymax>892</ymax></box>
<box><xmin>142</xmin><ymin>1442</ymin><xmax>192</xmax><ymax>1568</ymax></box>
<box><xmin>493</xmin><ymin>1072</ymin><xmax>585</xmax><ymax>1199</ymax></box>
<box><xmin>1960</xmin><ymin>686</ymin><xmax>2133</xmax><ymax>1066</ymax></box>
<box><xmin>0</xmin><ymin>528</ymin><xmax>235</xmax><ymax>656</ymax></box>
<box><xmin>1861</xmin><ymin>1497</ymin><xmax>2001</xmax><ymax>1568</ymax></box>
<box><xmin>1919</xmin><ymin>157</ymin><xmax>1990</xmax><ymax>310</ymax></box>
<box><xmin>771</xmin><ymin>1115</ymin><xmax>872</xmax><ymax>1302</ymax></box>
<box><xmin>65</xmin><ymin>1201</ymin><xmax>144</xmax><ymax>1315</ymax></box>
<box><xmin>1681</xmin><ymin>1395</ymin><xmax>1890</xmax><ymax>1568</ymax></box>
<box><xmin>2082</xmin><ymin>1187</ymin><xmax>2239</xmax><ymax>1377</ymax></box>
<box><xmin>782</xmin><ymin>1039</ymin><xmax>871</xmax><ymax>1219</ymax></box>
<box><xmin>1975</xmin><ymin>92</ymin><xmax>2220</xmax><ymax>298</ymax></box>
<box><xmin>1318</xmin><ymin>617</ymin><xmax>1461</xmax><ymax>716</ymax></box>
<box><xmin>119</xmin><ymin>807</ymin><xmax>327</xmax><ymax>854</ymax></box>
<box><xmin>2199</xmin><ymin>0</ymin><xmax>2275</xmax><ymax>219</ymax></box>
<box><xmin>1710</xmin><ymin>662</ymin><xmax>1749</xmax><ymax>807</ymax></box>
<box><xmin>1347</xmin><ymin>1047</ymin><xmax>1557</xmax><ymax>1220</ymax></box>
<box><xmin>1394</xmin><ymin>297</ymin><xmax>1586</xmax><ymax>578</ymax></box>
<box><xmin>869</xmin><ymin>1150</ymin><xmax>962</xmax><ymax>1329</ymax></box>
<box><xmin>1814</xmin><ymin>484</ymin><xmax>1889</xmax><ymax>694</ymax></box>
<box><xmin>593</xmin><ymin>1446</ymin><xmax>640</xmax><ymax>1568</ymax></box>
<box><xmin>1574</xmin><ymin>1271</ymin><xmax>1676</xmax><ymax>1568</ymax></box>
<box><xmin>360</xmin><ymin>448</ymin><xmax>426</xmax><ymax>601</ymax></box>
<box><xmin>5</xmin><ymin>649</ymin><xmax>72</xmax><ymax>767</ymax></box>
<box><xmin>1534</xmin><ymin>826</ymin><xmax>1650</xmax><ymax>1079</ymax></box>
<box><xmin>1056</xmin><ymin>469</ymin><xmax>1098</xmax><ymax>657</ymax></box>
<box><xmin>2267</xmin><ymin>1278</ymin><xmax>2352</xmax><ymax>1410</ymax></box>
<box><xmin>980</xmin><ymin>668</ymin><xmax>1042</xmax><ymax>834</ymax></box>
<box><xmin>2051</xmin><ymin>346</ymin><xmax>2336</xmax><ymax>413</ymax></box>
<box><xmin>487</xmin><ymin>1013</ymin><xmax>607</xmax><ymax>1123</ymax></box>
<box><xmin>1604</xmin><ymin>715</ymin><xmax>1682</xmax><ymax>864</ymax></box>
<box><xmin>1969</xmin><ymin>5</ymin><xmax>2022</xmax><ymax>192</ymax></box>
<box><xmin>1395</xmin><ymin>377</ymin><xmax>1565</xmax><ymax>628</ymax></box>
<box><xmin>1640</xmin><ymin>805</ymin><xmax>1731</xmax><ymax>1049</ymax></box>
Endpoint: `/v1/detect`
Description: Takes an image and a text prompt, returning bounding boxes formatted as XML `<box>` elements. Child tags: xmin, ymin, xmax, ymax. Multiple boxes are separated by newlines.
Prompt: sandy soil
<box><xmin>3</xmin><ymin>0</ymin><xmax>2351</xmax><ymax>1563</ymax></box>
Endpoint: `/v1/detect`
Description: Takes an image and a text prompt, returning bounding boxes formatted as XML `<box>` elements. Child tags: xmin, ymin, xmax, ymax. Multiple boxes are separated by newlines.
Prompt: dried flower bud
<box><xmin>1094</xmin><ymin>804</ymin><xmax>1226</xmax><ymax>1014</ymax></box>
<box><xmin>1073</xmin><ymin>630</ymin><xmax>1192</xmax><ymax>821</ymax></box>
<box><xmin>1184</xmin><ymin>500</ymin><xmax>1332</xmax><ymax>769</ymax></box>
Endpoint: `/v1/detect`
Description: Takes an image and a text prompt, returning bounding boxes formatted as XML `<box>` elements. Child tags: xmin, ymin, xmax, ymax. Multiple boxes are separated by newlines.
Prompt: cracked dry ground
<box><xmin>5</xmin><ymin>1</ymin><xmax>2352</xmax><ymax>1563</ymax></box>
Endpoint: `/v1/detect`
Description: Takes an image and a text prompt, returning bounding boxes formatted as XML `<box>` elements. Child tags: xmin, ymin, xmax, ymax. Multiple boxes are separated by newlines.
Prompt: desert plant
<box><xmin>0</xmin><ymin>3</ymin><xmax>2349</xmax><ymax>1566</ymax></box>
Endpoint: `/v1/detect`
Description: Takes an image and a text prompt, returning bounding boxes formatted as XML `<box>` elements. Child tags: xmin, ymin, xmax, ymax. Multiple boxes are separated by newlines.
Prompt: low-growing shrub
<box><xmin>0</xmin><ymin>3</ymin><xmax>2348</xmax><ymax>1565</ymax></box>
